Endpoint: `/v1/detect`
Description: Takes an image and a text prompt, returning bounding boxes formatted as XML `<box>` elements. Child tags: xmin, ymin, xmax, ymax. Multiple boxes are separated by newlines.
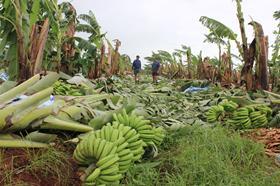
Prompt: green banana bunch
<box><xmin>249</xmin><ymin>111</ymin><xmax>268</xmax><ymax>128</ymax></box>
<box><xmin>93</xmin><ymin>124</ymin><xmax>138</xmax><ymax>172</ymax></box>
<box><xmin>247</xmin><ymin>105</ymin><xmax>271</xmax><ymax>128</ymax></box>
<box><xmin>110</xmin><ymin>122</ymin><xmax>145</xmax><ymax>163</ymax></box>
<box><xmin>113</xmin><ymin>110</ymin><xmax>156</xmax><ymax>145</ymax></box>
<box><xmin>73</xmin><ymin>134</ymin><xmax>122</xmax><ymax>185</ymax></box>
<box><xmin>254</xmin><ymin>105</ymin><xmax>272</xmax><ymax>118</ymax></box>
<box><xmin>219</xmin><ymin>100</ymin><xmax>239</xmax><ymax>112</ymax></box>
<box><xmin>151</xmin><ymin>127</ymin><xmax>165</xmax><ymax>146</ymax></box>
<box><xmin>74</xmin><ymin>112</ymin><xmax>164</xmax><ymax>185</ymax></box>
<box><xmin>73</xmin><ymin>135</ymin><xmax>117</xmax><ymax>164</ymax></box>
<box><xmin>53</xmin><ymin>80</ymin><xmax>84</xmax><ymax>96</ymax></box>
<box><xmin>227</xmin><ymin>105</ymin><xmax>271</xmax><ymax>129</ymax></box>
<box><xmin>206</xmin><ymin>105</ymin><xmax>225</xmax><ymax>123</ymax></box>
<box><xmin>227</xmin><ymin>107</ymin><xmax>251</xmax><ymax>129</ymax></box>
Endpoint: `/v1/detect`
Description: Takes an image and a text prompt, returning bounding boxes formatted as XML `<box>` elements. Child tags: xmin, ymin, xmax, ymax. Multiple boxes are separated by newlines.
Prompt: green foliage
<box><xmin>199</xmin><ymin>16</ymin><xmax>237</xmax><ymax>40</ymax></box>
<box><xmin>271</xmin><ymin>10</ymin><xmax>280</xmax><ymax>90</ymax></box>
<box><xmin>125</xmin><ymin>125</ymin><xmax>280</xmax><ymax>185</ymax></box>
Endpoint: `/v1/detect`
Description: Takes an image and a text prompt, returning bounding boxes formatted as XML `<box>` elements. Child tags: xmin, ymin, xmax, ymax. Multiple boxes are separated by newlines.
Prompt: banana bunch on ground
<box><xmin>206</xmin><ymin>100</ymin><xmax>239</xmax><ymax>123</ymax></box>
<box><xmin>151</xmin><ymin>127</ymin><xmax>165</xmax><ymax>146</ymax></box>
<box><xmin>74</xmin><ymin>135</ymin><xmax>121</xmax><ymax>185</ymax></box>
<box><xmin>53</xmin><ymin>80</ymin><xmax>84</xmax><ymax>96</ymax></box>
<box><xmin>108</xmin><ymin>122</ymin><xmax>145</xmax><ymax>162</ymax></box>
<box><xmin>73</xmin><ymin>110</ymin><xmax>165</xmax><ymax>185</ymax></box>
<box><xmin>227</xmin><ymin>105</ymin><xmax>272</xmax><ymax>129</ymax></box>
<box><xmin>249</xmin><ymin>105</ymin><xmax>272</xmax><ymax>128</ymax></box>
<box><xmin>206</xmin><ymin>105</ymin><xmax>225</xmax><ymax>123</ymax></box>
<box><xmin>227</xmin><ymin>107</ymin><xmax>251</xmax><ymax>129</ymax></box>
<box><xmin>93</xmin><ymin>124</ymin><xmax>143</xmax><ymax>172</ymax></box>
<box><xmin>113</xmin><ymin>110</ymin><xmax>165</xmax><ymax>146</ymax></box>
<box><xmin>219</xmin><ymin>100</ymin><xmax>239</xmax><ymax>112</ymax></box>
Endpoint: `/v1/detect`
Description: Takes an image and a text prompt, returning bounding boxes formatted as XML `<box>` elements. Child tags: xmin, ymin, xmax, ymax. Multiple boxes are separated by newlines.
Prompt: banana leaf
<box><xmin>60</xmin><ymin>105</ymin><xmax>89</xmax><ymax>121</ymax></box>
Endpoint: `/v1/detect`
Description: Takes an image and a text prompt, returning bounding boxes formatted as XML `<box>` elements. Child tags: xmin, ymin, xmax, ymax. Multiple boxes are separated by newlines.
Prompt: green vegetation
<box><xmin>0</xmin><ymin>0</ymin><xmax>279</xmax><ymax>185</ymax></box>
<box><xmin>125</xmin><ymin>125</ymin><xmax>280</xmax><ymax>186</ymax></box>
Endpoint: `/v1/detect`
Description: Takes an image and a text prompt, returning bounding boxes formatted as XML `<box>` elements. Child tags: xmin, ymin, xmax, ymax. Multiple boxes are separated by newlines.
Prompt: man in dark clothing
<box><xmin>152</xmin><ymin>60</ymin><xmax>160</xmax><ymax>83</ymax></box>
<box><xmin>132</xmin><ymin>55</ymin><xmax>141</xmax><ymax>83</ymax></box>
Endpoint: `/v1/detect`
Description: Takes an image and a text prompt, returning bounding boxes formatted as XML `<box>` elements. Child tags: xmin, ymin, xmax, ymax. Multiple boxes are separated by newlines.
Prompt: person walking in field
<box><xmin>132</xmin><ymin>55</ymin><xmax>141</xmax><ymax>83</ymax></box>
<box><xmin>152</xmin><ymin>60</ymin><xmax>160</xmax><ymax>84</ymax></box>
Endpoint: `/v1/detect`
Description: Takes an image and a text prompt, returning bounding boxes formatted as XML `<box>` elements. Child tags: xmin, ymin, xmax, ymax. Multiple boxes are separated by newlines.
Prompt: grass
<box><xmin>24</xmin><ymin>147</ymin><xmax>72</xmax><ymax>185</ymax></box>
<box><xmin>124</xmin><ymin>125</ymin><xmax>280</xmax><ymax>186</ymax></box>
<box><xmin>0</xmin><ymin>147</ymin><xmax>78</xmax><ymax>186</ymax></box>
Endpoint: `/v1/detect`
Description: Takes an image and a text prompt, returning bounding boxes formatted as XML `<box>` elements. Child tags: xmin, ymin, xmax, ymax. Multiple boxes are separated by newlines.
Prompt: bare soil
<box><xmin>0</xmin><ymin>147</ymin><xmax>81</xmax><ymax>186</ymax></box>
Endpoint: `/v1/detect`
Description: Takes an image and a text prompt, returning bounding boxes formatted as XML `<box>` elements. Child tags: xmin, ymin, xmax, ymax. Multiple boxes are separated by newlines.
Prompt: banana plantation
<box><xmin>0</xmin><ymin>0</ymin><xmax>280</xmax><ymax>185</ymax></box>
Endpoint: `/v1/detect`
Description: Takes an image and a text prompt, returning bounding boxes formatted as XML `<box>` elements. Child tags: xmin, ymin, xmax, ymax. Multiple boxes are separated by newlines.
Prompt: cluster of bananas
<box><xmin>228</xmin><ymin>105</ymin><xmax>272</xmax><ymax>129</ymax></box>
<box><xmin>74</xmin><ymin>131</ymin><xmax>122</xmax><ymax>185</ymax></box>
<box><xmin>219</xmin><ymin>100</ymin><xmax>239</xmax><ymax>112</ymax></box>
<box><xmin>206</xmin><ymin>105</ymin><xmax>225</xmax><ymax>123</ymax></box>
<box><xmin>53</xmin><ymin>80</ymin><xmax>84</xmax><ymax>96</ymax></box>
<box><xmin>74</xmin><ymin>111</ymin><xmax>165</xmax><ymax>185</ymax></box>
<box><xmin>206</xmin><ymin>100</ymin><xmax>239</xmax><ymax>123</ymax></box>
<box><xmin>113</xmin><ymin>110</ymin><xmax>165</xmax><ymax>146</ymax></box>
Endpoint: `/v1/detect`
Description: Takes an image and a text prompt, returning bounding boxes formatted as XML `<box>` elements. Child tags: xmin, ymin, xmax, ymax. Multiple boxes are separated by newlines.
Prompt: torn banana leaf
<box><xmin>73</xmin><ymin>94</ymin><xmax>110</xmax><ymax>104</ymax></box>
<box><xmin>60</xmin><ymin>105</ymin><xmax>90</xmax><ymax>121</ymax></box>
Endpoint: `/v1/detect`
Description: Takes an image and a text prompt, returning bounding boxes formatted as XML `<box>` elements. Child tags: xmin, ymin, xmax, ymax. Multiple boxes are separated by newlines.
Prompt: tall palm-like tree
<box><xmin>176</xmin><ymin>45</ymin><xmax>193</xmax><ymax>79</ymax></box>
<box><xmin>271</xmin><ymin>11</ymin><xmax>280</xmax><ymax>90</ymax></box>
<box><xmin>76</xmin><ymin>11</ymin><xmax>105</xmax><ymax>78</ymax></box>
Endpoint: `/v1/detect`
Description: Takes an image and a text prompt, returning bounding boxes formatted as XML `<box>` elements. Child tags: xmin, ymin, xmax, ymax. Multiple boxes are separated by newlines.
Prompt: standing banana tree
<box><xmin>0</xmin><ymin>0</ymin><xmax>50</xmax><ymax>81</ymax></box>
<box><xmin>271</xmin><ymin>11</ymin><xmax>280</xmax><ymax>91</ymax></box>
<box><xmin>145</xmin><ymin>50</ymin><xmax>188</xmax><ymax>79</ymax></box>
<box><xmin>200</xmin><ymin>1</ymin><xmax>270</xmax><ymax>91</ymax></box>
<box><xmin>118</xmin><ymin>54</ymin><xmax>131</xmax><ymax>75</ymax></box>
<box><xmin>199</xmin><ymin>16</ymin><xmax>238</xmax><ymax>82</ymax></box>
<box><xmin>175</xmin><ymin>45</ymin><xmax>193</xmax><ymax>79</ymax></box>
<box><xmin>111</xmin><ymin>39</ymin><xmax>121</xmax><ymax>75</ymax></box>
<box><xmin>76</xmin><ymin>11</ymin><xmax>105</xmax><ymax>79</ymax></box>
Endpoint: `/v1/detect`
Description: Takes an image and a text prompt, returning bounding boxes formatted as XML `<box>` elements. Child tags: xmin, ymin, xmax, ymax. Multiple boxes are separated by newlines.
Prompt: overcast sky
<box><xmin>66</xmin><ymin>0</ymin><xmax>279</xmax><ymax>63</ymax></box>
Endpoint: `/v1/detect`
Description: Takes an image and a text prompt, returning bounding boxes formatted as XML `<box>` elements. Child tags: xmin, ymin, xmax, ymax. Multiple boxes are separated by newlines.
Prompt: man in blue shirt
<box><xmin>132</xmin><ymin>55</ymin><xmax>141</xmax><ymax>83</ymax></box>
<box><xmin>152</xmin><ymin>60</ymin><xmax>160</xmax><ymax>84</ymax></box>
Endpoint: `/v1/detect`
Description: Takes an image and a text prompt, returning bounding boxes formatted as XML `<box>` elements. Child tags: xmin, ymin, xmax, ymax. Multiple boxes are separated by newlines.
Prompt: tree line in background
<box><xmin>0</xmin><ymin>0</ymin><xmax>279</xmax><ymax>92</ymax></box>
<box><xmin>145</xmin><ymin>0</ymin><xmax>280</xmax><ymax>91</ymax></box>
<box><xmin>0</xmin><ymin>0</ymin><xmax>131</xmax><ymax>82</ymax></box>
